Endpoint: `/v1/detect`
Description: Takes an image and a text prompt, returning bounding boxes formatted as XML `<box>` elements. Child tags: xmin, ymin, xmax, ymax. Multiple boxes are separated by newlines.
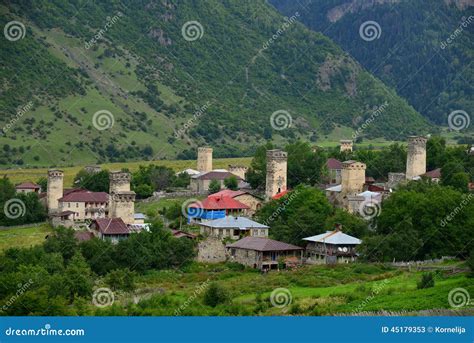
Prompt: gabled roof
<box><xmin>59</xmin><ymin>191</ymin><xmax>108</xmax><ymax>203</ymax></box>
<box><xmin>171</xmin><ymin>229</ymin><xmax>197</xmax><ymax>239</ymax></box>
<box><xmin>272</xmin><ymin>189</ymin><xmax>289</xmax><ymax>200</ymax></box>
<box><xmin>191</xmin><ymin>171</ymin><xmax>243</xmax><ymax>181</ymax></box>
<box><xmin>326</xmin><ymin>158</ymin><xmax>343</xmax><ymax>170</ymax></box>
<box><xmin>303</xmin><ymin>230</ymin><xmax>361</xmax><ymax>245</ymax></box>
<box><xmin>15</xmin><ymin>182</ymin><xmax>40</xmax><ymax>189</ymax></box>
<box><xmin>189</xmin><ymin>196</ymin><xmax>249</xmax><ymax>210</ymax></box>
<box><xmin>93</xmin><ymin>218</ymin><xmax>129</xmax><ymax>235</ymax></box>
<box><xmin>199</xmin><ymin>216</ymin><xmax>268</xmax><ymax>229</ymax></box>
<box><xmin>209</xmin><ymin>189</ymin><xmax>247</xmax><ymax>198</ymax></box>
<box><xmin>226</xmin><ymin>237</ymin><xmax>302</xmax><ymax>252</ymax></box>
<box><xmin>423</xmin><ymin>168</ymin><xmax>441</xmax><ymax>179</ymax></box>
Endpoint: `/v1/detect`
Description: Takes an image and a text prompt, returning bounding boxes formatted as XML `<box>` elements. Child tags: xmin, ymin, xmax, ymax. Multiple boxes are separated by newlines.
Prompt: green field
<box><xmin>0</xmin><ymin>223</ymin><xmax>53</xmax><ymax>251</ymax></box>
<box><xmin>0</xmin><ymin>157</ymin><xmax>252</xmax><ymax>188</ymax></box>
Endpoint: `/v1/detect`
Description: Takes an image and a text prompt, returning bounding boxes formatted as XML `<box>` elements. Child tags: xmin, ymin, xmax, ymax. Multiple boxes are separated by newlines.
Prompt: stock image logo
<box><xmin>181</xmin><ymin>198</ymin><xmax>204</xmax><ymax>219</ymax></box>
<box><xmin>92</xmin><ymin>288</ymin><xmax>115</xmax><ymax>308</ymax></box>
<box><xmin>270</xmin><ymin>110</ymin><xmax>292</xmax><ymax>131</ymax></box>
<box><xmin>447</xmin><ymin>110</ymin><xmax>470</xmax><ymax>131</ymax></box>
<box><xmin>448</xmin><ymin>288</ymin><xmax>471</xmax><ymax>308</ymax></box>
<box><xmin>181</xmin><ymin>21</ymin><xmax>204</xmax><ymax>41</ymax></box>
<box><xmin>359</xmin><ymin>21</ymin><xmax>382</xmax><ymax>41</ymax></box>
<box><xmin>270</xmin><ymin>288</ymin><xmax>292</xmax><ymax>308</ymax></box>
<box><xmin>92</xmin><ymin>110</ymin><xmax>115</xmax><ymax>131</ymax></box>
<box><xmin>358</xmin><ymin>199</ymin><xmax>381</xmax><ymax>220</ymax></box>
<box><xmin>3</xmin><ymin>198</ymin><xmax>26</xmax><ymax>219</ymax></box>
<box><xmin>4</xmin><ymin>20</ymin><xmax>26</xmax><ymax>41</ymax></box>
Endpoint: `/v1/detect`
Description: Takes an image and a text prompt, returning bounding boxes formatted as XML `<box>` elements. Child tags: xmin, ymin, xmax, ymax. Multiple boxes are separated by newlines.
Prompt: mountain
<box><xmin>0</xmin><ymin>0</ymin><xmax>430</xmax><ymax>167</ymax></box>
<box><xmin>271</xmin><ymin>0</ymin><xmax>474</xmax><ymax>126</ymax></box>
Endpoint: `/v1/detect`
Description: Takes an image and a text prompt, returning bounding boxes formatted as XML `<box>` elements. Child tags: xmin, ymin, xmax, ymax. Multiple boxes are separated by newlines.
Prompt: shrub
<box><xmin>417</xmin><ymin>273</ymin><xmax>435</xmax><ymax>289</ymax></box>
<box><xmin>203</xmin><ymin>283</ymin><xmax>230</xmax><ymax>307</ymax></box>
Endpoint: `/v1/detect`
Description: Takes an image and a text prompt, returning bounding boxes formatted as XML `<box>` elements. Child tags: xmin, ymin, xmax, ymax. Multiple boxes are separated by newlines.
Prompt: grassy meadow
<box><xmin>0</xmin><ymin>223</ymin><xmax>52</xmax><ymax>251</ymax></box>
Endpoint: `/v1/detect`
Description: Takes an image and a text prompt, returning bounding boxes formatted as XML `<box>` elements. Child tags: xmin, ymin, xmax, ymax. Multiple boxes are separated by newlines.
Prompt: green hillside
<box><xmin>271</xmin><ymin>0</ymin><xmax>474</xmax><ymax>127</ymax></box>
<box><xmin>1</xmin><ymin>0</ymin><xmax>430</xmax><ymax>168</ymax></box>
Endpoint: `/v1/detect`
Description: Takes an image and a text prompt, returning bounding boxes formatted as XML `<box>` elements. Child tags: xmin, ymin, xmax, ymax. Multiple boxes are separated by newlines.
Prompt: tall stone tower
<box><xmin>109</xmin><ymin>171</ymin><xmax>135</xmax><ymax>224</ymax></box>
<box><xmin>341</xmin><ymin>160</ymin><xmax>366</xmax><ymax>195</ymax></box>
<box><xmin>47</xmin><ymin>169</ymin><xmax>63</xmax><ymax>214</ymax></box>
<box><xmin>109</xmin><ymin>171</ymin><xmax>131</xmax><ymax>193</ymax></box>
<box><xmin>228</xmin><ymin>165</ymin><xmax>248</xmax><ymax>180</ymax></box>
<box><xmin>406</xmin><ymin>136</ymin><xmax>427</xmax><ymax>180</ymax></box>
<box><xmin>265</xmin><ymin>149</ymin><xmax>287</xmax><ymax>200</ymax></box>
<box><xmin>340</xmin><ymin>140</ymin><xmax>353</xmax><ymax>152</ymax></box>
<box><xmin>197</xmin><ymin>147</ymin><xmax>213</xmax><ymax>173</ymax></box>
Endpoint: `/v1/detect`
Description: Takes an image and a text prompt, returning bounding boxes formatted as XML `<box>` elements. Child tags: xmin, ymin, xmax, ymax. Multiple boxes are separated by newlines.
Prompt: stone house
<box><xmin>58</xmin><ymin>190</ymin><xmax>109</xmax><ymax>222</ymax></box>
<box><xmin>190</xmin><ymin>171</ymin><xmax>243</xmax><ymax>193</ymax></box>
<box><xmin>90</xmin><ymin>218</ymin><xmax>130</xmax><ymax>244</ymax></box>
<box><xmin>199</xmin><ymin>216</ymin><xmax>269</xmax><ymax>240</ymax></box>
<box><xmin>208</xmin><ymin>190</ymin><xmax>263</xmax><ymax>215</ymax></box>
<box><xmin>326</xmin><ymin>158</ymin><xmax>343</xmax><ymax>184</ymax></box>
<box><xmin>226</xmin><ymin>236</ymin><xmax>303</xmax><ymax>270</ymax></box>
<box><xmin>15</xmin><ymin>182</ymin><xmax>41</xmax><ymax>194</ymax></box>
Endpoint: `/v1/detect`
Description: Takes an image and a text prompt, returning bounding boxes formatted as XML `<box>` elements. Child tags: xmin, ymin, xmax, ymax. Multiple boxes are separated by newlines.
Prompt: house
<box><xmin>176</xmin><ymin>168</ymin><xmax>200</xmax><ymax>176</ymax></box>
<box><xmin>134</xmin><ymin>213</ymin><xmax>147</xmax><ymax>224</ymax></box>
<box><xmin>90</xmin><ymin>218</ymin><xmax>130</xmax><ymax>244</ymax></box>
<box><xmin>58</xmin><ymin>190</ymin><xmax>109</xmax><ymax>222</ymax></box>
<box><xmin>199</xmin><ymin>216</ymin><xmax>269</xmax><ymax>239</ymax></box>
<box><xmin>50</xmin><ymin>210</ymin><xmax>77</xmax><ymax>228</ymax></box>
<box><xmin>226</xmin><ymin>236</ymin><xmax>303</xmax><ymax>270</ymax></box>
<box><xmin>326</xmin><ymin>158</ymin><xmax>343</xmax><ymax>184</ymax></box>
<box><xmin>190</xmin><ymin>171</ymin><xmax>243</xmax><ymax>193</ymax></box>
<box><xmin>422</xmin><ymin>168</ymin><xmax>441</xmax><ymax>183</ymax></box>
<box><xmin>209</xmin><ymin>189</ymin><xmax>263</xmax><ymax>215</ymax></box>
<box><xmin>303</xmin><ymin>226</ymin><xmax>362</xmax><ymax>264</ymax></box>
<box><xmin>187</xmin><ymin>196</ymin><xmax>250</xmax><ymax>222</ymax></box>
<box><xmin>171</xmin><ymin>229</ymin><xmax>197</xmax><ymax>240</ymax></box>
<box><xmin>15</xmin><ymin>182</ymin><xmax>41</xmax><ymax>194</ymax></box>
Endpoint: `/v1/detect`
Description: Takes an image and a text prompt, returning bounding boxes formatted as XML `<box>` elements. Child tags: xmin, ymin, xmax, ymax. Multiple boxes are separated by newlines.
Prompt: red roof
<box><xmin>189</xmin><ymin>196</ymin><xmax>249</xmax><ymax>210</ymax></box>
<box><xmin>326</xmin><ymin>158</ymin><xmax>343</xmax><ymax>170</ymax></box>
<box><xmin>59</xmin><ymin>191</ymin><xmax>108</xmax><ymax>203</ymax></box>
<box><xmin>93</xmin><ymin>218</ymin><xmax>129</xmax><ymax>235</ymax></box>
<box><xmin>16</xmin><ymin>182</ymin><xmax>40</xmax><ymax>189</ymax></box>
<box><xmin>423</xmin><ymin>168</ymin><xmax>441</xmax><ymax>179</ymax></box>
<box><xmin>194</xmin><ymin>171</ymin><xmax>243</xmax><ymax>181</ymax></box>
<box><xmin>209</xmin><ymin>189</ymin><xmax>246</xmax><ymax>198</ymax></box>
<box><xmin>272</xmin><ymin>189</ymin><xmax>289</xmax><ymax>200</ymax></box>
<box><xmin>226</xmin><ymin>237</ymin><xmax>302</xmax><ymax>252</ymax></box>
<box><xmin>368</xmin><ymin>185</ymin><xmax>385</xmax><ymax>192</ymax></box>
<box><xmin>171</xmin><ymin>229</ymin><xmax>197</xmax><ymax>239</ymax></box>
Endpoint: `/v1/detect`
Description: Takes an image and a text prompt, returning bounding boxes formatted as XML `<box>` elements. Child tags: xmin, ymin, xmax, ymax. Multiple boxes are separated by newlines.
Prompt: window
<box><xmin>231</xmin><ymin>249</ymin><xmax>236</xmax><ymax>257</ymax></box>
<box><xmin>246</xmin><ymin>251</ymin><xmax>249</xmax><ymax>257</ymax></box>
<box><xmin>68</xmin><ymin>203</ymin><xmax>70</xmax><ymax>208</ymax></box>
<box><xmin>76</xmin><ymin>203</ymin><xmax>79</xmax><ymax>208</ymax></box>
<box><xmin>260</xmin><ymin>229</ymin><xmax>265</xmax><ymax>236</ymax></box>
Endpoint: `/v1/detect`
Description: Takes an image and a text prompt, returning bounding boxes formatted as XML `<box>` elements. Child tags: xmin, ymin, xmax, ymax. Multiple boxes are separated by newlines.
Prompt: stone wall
<box><xmin>197</xmin><ymin>147</ymin><xmax>213</xmax><ymax>173</ymax></box>
<box><xmin>197</xmin><ymin>237</ymin><xmax>227</xmax><ymax>263</ymax></box>
<box><xmin>47</xmin><ymin>169</ymin><xmax>63</xmax><ymax>214</ymax></box>
<box><xmin>265</xmin><ymin>149</ymin><xmax>287</xmax><ymax>200</ymax></box>
<box><xmin>406</xmin><ymin>136</ymin><xmax>427</xmax><ymax>179</ymax></box>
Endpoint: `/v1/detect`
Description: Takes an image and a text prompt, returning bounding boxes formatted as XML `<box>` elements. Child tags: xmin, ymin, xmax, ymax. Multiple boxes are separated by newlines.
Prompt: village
<box><xmin>9</xmin><ymin>136</ymin><xmax>461</xmax><ymax>272</ymax></box>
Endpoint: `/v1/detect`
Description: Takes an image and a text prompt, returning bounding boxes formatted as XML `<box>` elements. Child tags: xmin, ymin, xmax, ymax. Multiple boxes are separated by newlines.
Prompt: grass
<box><xmin>0</xmin><ymin>157</ymin><xmax>252</xmax><ymax>187</ymax></box>
<box><xmin>0</xmin><ymin>223</ymin><xmax>53</xmax><ymax>251</ymax></box>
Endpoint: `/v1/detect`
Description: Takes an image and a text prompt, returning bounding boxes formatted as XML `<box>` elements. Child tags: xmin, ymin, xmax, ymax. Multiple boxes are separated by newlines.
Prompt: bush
<box><xmin>203</xmin><ymin>283</ymin><xmax>230</xmax><ymax>307</ymax></box>
<box><xmin>467</xmin><ymin>249</ymin><xmax>474</xmax><ymax>277</ymax></box>
<box><xmin>417</xmin><ymin>273</ymin><xmax>435</xmax><ymax>289</ymax></box>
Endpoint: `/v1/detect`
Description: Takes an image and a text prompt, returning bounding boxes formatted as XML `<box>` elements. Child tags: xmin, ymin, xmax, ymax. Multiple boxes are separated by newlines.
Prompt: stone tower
<box><xmin>340</xmin><ymin>140</ymin><xmax>353</xmax><ymax>152</ymax></box>
<box><xmin>197</xmin><ymin>147</ymin><xmax>213</xmax><ymax>173</ymax></box>
<box><xmin>109</xmin><ymin>171</ymin><xmax>131</xmax><ymax>193</ymax></box>
<box><xmin>47</xmin><ymin>169</ymin><xmax>63</xmax><ymax>214</ymax></box>
<box><xmin>109</xmin><ymin>171</ymin><xmax>135</xmax><ymax>224</ymax></box>
<box><xmin>228</xmin><ymin>165</ymin><xmax>248</xmax><ymax>180</ymax></box>
<box><xmin>341</xmin><ymin>160</ymin><xmax>366</xmax><ymax>195</ymax></box>
<box><xmin>265</xmin><ymin>149</ymin><xmax>287</xmax><ymax>200</ymax></box>
<box><xmin>406</xmin><ymin>136</ymin><xmax>427</xmax><ymax>180</ymax></box>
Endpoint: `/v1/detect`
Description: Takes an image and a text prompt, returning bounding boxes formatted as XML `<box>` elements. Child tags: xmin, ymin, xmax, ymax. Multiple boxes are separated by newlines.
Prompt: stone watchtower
<box><xmin>341</xmin><ymin>160</ymin><xmax>366</xmax><ymax>195</ymax></box>
<box><xmin>265</xmin><ymin>149</ymin><xmax>287</xmax><ymax>200</ymax></box>
<box><xmin>197</xmin><ymin>147</ymin><xmax>213</xmax><ymax>173</ymax></box>
<box><xmin>406</xmin><ymin>136</ymin><xmax>427</xmax><ymax>180</ymax></box>
<box><xmin>109</xmin><ymin>171</ymin><xmax>135</xmax><ymax>224</ymax></box>
<box><xmin>228</xmin><ymin>165</ymin><xmax>248</xmax><ymax>180</ymax></box>
<box><xmin>47</xmin><ymin>169</ymin><xmax>64</xmax><ymax>214</ymax></box>
<box><xmin>340</xmin><ymin>140</ymin><xmax>353</xmax><ymax>152</ymax></box>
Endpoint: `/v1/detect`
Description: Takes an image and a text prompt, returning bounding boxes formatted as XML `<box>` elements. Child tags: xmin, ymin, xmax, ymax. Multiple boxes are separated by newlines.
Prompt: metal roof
<box><xmin>226</xmin><ymin>237</ymin><xmax>302</xmax><ymax>252</ymax></box>
<box><xmin>303</xmin><ymin>230</ymin><xmax>362</xmax><ymax>245</ymax></box>
<box><xmin>199</xmin><ymin>216</ymin><xmax>268</xmax><ymax>229</ymax></box>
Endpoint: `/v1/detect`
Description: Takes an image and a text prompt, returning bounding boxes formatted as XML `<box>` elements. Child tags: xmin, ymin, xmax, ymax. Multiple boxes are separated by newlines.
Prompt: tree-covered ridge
<box><xmin>271</xmin><ymin>0</ymin><xmax>474</xmax><ymax>126</ymax></box>
<box><xmin>1</xmin><ymin>0</ymin><xmax>430</xmax><ymax>167</ymax></box>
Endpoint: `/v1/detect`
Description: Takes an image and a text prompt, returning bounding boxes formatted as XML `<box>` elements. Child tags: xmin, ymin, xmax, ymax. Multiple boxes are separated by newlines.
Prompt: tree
<box><xmin>246</xmin><ymin>142</ymin><xmax>273</xmax><ymax>189</ymax></box>
<box><xmin>36</xmin><ymin>177</ymin><xmax>47</xmax><ymax>192</ymax></box>
<box><xmin>417</xmin><ymin>273</ymin><xmax>435</xmax><ymax>289</ymax></box>
<box><xmin>106</xmin><ymin>269</ymin><xmax>136</xmax><ymax>292</ymax></box>
<box><xmin>74</xmin><ymin>169</ymin><xmax>110</xmax><ymax>192</ymax></box>
<box><xmin>44</xmin><ymin>227</ymin><xmax>78</xmax><ymax>262</ymax></box>
<box><xmin>203</xmin><ymin>283</ymin><xmax>230</xmax><ymax>307</ymax></box>
<box><xmin>324</xmin><ymin>209</ymin><xmax>369</xmax><ymax>239</ymax></box>
<box><xmin>135</xmin><ymin>184</ymin><xmax>153</xmax><ymax>198</ymax></box>
<box><xmin>208</xmin><ymin>180</ymin><xmax>221</xmax><ymax>194</ymax></box>
<box><xmin>64</xmin><ymin>252</ymin><xmax>94</xmax><ymax>301</ymax></box>
<box><xmin>224</xmin><ymin>176</ymin><xmax>238</xmax><ymax>190</ymax></box>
